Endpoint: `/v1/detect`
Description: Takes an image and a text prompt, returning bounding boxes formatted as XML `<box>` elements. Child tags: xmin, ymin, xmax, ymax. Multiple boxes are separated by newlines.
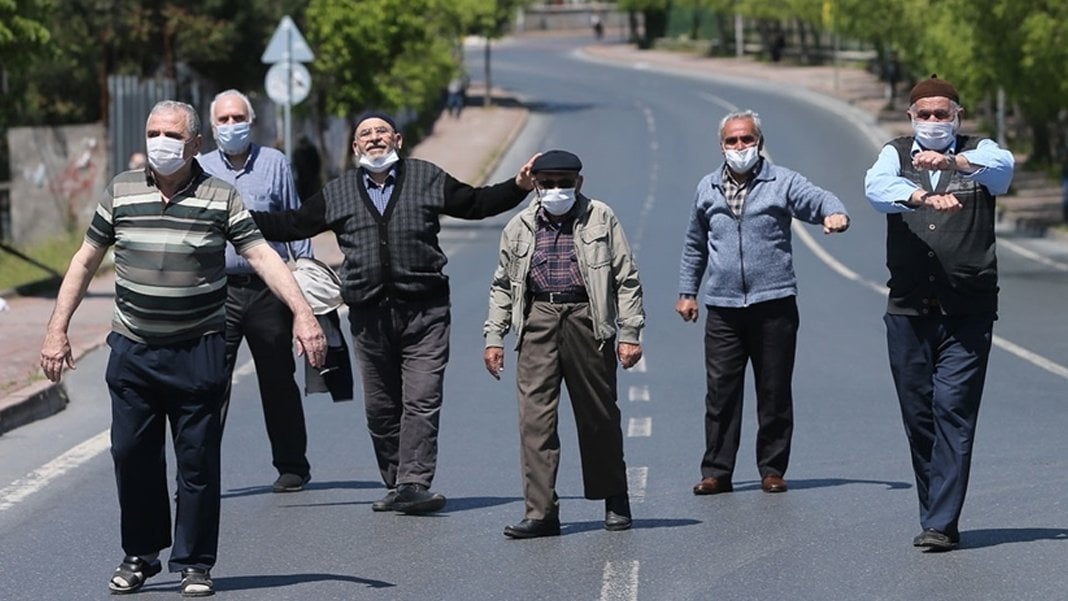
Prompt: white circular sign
<box><xmin>265</xmin><ymin>61</ymin><xmax>311</xmax><ymax>105</ymax></box>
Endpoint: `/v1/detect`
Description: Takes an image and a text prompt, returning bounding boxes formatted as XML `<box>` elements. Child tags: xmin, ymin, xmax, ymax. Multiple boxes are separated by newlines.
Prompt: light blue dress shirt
<box><xmin>865</xmin><ymin>137</ymin><xmax>1014</xmax><ymax>214</ymax></box>
<box><xmin>199</xmin><ymin>144</ymin><xmax>313</xmax><ymax>273</ymax></box>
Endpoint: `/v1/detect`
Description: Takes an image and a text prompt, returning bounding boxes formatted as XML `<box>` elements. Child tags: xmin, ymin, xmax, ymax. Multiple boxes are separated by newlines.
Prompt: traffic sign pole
<box><xmin>261</xmin><ymin>16</ymin><xmax>315</xmax><ymax>161</ymax></box>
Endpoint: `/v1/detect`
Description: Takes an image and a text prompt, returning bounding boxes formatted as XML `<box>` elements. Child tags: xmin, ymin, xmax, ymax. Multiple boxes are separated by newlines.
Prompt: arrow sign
<box><xmin>261</xmin><ymin>15</ymin><xmax>314</xmax><ymax>64</ymax></box>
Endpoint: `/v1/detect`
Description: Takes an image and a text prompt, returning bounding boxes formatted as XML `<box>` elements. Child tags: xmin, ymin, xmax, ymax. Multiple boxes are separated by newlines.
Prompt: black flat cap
<box><xmin>532</xmin><ymin>150</ymin><xmax>582</xmax><ymax>173</ymax></box>
<box><xmin>354</xmin><ymin>110</ymin><xmax>398</xmax><ymax>132</ymax></box>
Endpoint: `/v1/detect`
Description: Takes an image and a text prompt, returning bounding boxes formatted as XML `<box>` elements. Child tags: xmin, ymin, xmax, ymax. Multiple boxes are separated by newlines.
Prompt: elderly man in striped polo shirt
<box><xmin>40</xmin><ymin>100</ymin><xmax>326</xmax><ymax>597</ymax></box>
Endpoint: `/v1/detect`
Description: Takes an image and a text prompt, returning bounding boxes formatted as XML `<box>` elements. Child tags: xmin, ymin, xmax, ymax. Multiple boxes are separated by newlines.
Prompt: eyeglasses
<box><xmin>912</xmin><ymin>109</ymin><xmax>955</xmax><ymax>121</ymax></box>
<box><xmin>722</xmin><ymin>135</ymin><xmax>758</xmax><ymax>145</ymax></box>
<box><xmin>356</xmin><ymin>126</ymin><xmax>395</xmax><ymax>140</ymax></box>
<box><xmin>535</xmin><ymin>177</ymin><xmax>577</xmax><ymax>189</ymax></box>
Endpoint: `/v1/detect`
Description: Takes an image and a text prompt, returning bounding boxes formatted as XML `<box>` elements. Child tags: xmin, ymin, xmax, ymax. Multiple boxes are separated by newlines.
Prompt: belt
<box><xmin>227</xmin><ymin>273</ymin><xmax>263</xmax><ymax>287</ymax></box>
<box><xmin>531</xmin><ymin>291</ymin><xmax>589</xmax><ymax>304</ymax></box>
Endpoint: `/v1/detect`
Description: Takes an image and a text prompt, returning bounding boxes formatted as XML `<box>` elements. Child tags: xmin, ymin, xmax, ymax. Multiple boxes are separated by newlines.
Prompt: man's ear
<box><xmin>758</xmin><ymin>136</ymin><xmax>765</xmax><ymax>151</ymax></box>
<box><xmin>190</xmin><ymin>134</ymin><xmax>203</xmax><ymax>156</ymax></box>
<box><xmin>394</xmin><ymin>134</ymin><xmax>404</xmax><ymax>151</ymax></box>
<box><xmin>576</xmin><ymin>174</ymin><xmax>584</xmax><ymax>193</ymax></box>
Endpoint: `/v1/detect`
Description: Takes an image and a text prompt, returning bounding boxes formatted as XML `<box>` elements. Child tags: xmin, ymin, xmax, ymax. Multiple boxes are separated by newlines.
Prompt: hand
<box><xmin>676</xmin><ymin>296</ymin><xmax>699</xmax><ymax>322</ymax></box>
<box><xmin>484</xmin><ymin>347</ymin><xmax>505</xmax><ymax>380</ymax></box>
<box><xmin>823</xmin><ymin>213</ymin><xmax>849</xmax><ymax>234</ymax></box>
<box><xmin>912</xmin><ymin>150</ymin><xmax>955</xmax><ymax>171</ymax></box>
<box><xmin>514</xmin><ymin>153</ymin><xmax>541</xmax><ymax>190</ymax></box>
<box><xmin>292</xmin><ymin>312</ymin><xmax>327</xmax><ymax>369</ymax></box>
<box><xmin>40</xmin><ymin>330</ymin><xmax>75</xmax><ymax>383</ymax></box>
<box><xmin>618</xmin><ymin>342</ymin><xmax>642</xmax><ymax>369</ymax></box>
<box><xmin>922</xmin><ymin>192</ymin><xmax>963</xmax><ymax>213</ymax></box>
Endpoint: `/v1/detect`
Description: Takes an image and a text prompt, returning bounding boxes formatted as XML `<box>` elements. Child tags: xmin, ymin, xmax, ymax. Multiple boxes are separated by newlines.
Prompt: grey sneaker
<box><xmin>272</xmin><ymin>473</ymin><xmax>310</xmax><ymax>493</ymax></box>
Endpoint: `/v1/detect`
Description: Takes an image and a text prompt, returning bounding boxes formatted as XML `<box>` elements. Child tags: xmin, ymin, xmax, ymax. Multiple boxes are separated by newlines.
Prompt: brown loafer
<box><xmin>693</xmin><ymin>477</ymin><xmax>733</xmax><ymax>495</ymax></box>
<box><xmin>761</xmin><ymin>474</ymin><xmax>788</xmax><ymax>493</ymax></box>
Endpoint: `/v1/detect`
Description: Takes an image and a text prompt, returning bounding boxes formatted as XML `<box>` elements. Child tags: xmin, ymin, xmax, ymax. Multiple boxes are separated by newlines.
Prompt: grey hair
<box><xmin>210</xmin><ymin>89</ymin><xmax>257</xmax><ymax>123</ymax></box>
<box><xmin>718</xmin><ymin>110</ymin><xmax>763</xmax><ymax>141</ymax></box>
<box><xmin>147</xmin><ymin>100</ymin><xmax>201</xmax><ymax>138</ymax></box>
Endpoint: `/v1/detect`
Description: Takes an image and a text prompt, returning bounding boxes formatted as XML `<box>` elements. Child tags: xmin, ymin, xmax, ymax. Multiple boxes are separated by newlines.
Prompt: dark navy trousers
<box><xmin>884</xmin><ymin>313</ymin><xmax>994</xmax><ymax>537</ymax></box>
<box><xmin>106</xmin><ymin>331</ymin><xmax>227</xmax><ymax>572</ymax></box>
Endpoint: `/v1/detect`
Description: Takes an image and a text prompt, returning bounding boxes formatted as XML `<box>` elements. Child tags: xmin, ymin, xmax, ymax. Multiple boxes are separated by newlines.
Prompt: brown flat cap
<box><xmin>909</xmin><ymin>75</ymin><xmax>959</xmax><ymax>105</ymax></box>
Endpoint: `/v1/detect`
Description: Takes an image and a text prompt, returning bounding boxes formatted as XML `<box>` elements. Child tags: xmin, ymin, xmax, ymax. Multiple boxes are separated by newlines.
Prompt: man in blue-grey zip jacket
<box><xmin>677</xmin><ymin>109</ymin><xmax>849</xmax><ymax>498</ymax></box>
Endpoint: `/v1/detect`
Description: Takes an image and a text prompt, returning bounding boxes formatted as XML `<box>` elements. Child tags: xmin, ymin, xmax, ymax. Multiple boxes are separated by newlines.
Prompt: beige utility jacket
<box><xmin>484</xmin><ymin>194</ymin><xmax>644</xmax><ymax>350</ymax></box>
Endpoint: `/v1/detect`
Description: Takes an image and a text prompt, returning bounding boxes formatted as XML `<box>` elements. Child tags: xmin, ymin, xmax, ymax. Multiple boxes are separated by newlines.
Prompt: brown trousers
<box><xmin>515</xmin><ymin>301</ymin><xmax>627</xmax><ymax>520</ymax></box>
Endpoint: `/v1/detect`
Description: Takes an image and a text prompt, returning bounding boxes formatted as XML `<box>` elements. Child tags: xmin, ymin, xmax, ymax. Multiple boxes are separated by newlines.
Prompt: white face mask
<box><xmin>358</xmin><ymin>149</ymin><xmax>399</xmax><ymax>173</ymax></box>
<box><xmin>146</xmin><ymin>135</ymin><xmax>189</xmax><ymax>176</ymax></box>
<box><xmin>215</xmin><ymin>122</ymin><xmax>251</xmax><ymax>155</ymax></box>
<box><xmin>538</xmin><ymin>187</ymin><xmax>577</xmax><ymax>216</ymax></box>
<box><xmin>912</xmin><ymin>119</ymin><xmax>958</xmax><ymax>150</ymax></box>
<box><xmin>724</xmin><ymin>145</ymin><xmax>760</xmax><ymax>173</ymax></box>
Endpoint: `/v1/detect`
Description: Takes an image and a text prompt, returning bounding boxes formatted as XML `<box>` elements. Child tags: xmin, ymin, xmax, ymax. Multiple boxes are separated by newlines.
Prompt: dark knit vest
<box><xmin>321</xmin><ymin>158</ymin><xmax>450</xmax><ymax>307</ymax></box>
<box><xmin>884</xmin><ymin>135</ymin><xmax>998</xmax><ymax>315</ymax></box>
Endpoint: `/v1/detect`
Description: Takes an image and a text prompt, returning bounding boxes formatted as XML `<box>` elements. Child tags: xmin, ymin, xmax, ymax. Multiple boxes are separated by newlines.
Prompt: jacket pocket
<box><xmin>581</xmin><ymin>224</ymin><xmax>611</xmax><ymax>268</ymax></box>
<box><xmin>507</xmin><ymin>239</ymin><xmax>530</xmax><ymax>281</ymax></box>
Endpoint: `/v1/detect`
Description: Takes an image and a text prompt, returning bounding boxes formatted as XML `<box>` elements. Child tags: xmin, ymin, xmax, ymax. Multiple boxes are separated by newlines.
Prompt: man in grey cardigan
<box><xmin>676</xmin><ymin>110</ymin><xmax>849</xmax><ymax>497</ymax></box>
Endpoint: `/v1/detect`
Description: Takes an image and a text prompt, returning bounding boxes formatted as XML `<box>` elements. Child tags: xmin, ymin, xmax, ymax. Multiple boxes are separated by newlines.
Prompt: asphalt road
<box><xmin>1</xmin><ymin>36</ymin><xmax>1067</xmax><ymax>600</ymax></box>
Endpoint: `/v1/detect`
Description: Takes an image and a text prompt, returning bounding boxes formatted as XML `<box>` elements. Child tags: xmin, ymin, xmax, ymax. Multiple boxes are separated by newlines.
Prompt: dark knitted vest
<box><xmin>321</xmin><ymin>158</ymin><xmax>450</xmax><ymax>307</ymax></box>
<box><xmin>884</xmin><ymin>135</ymin><xmax>998</xmax><ymax>315</ymax></box>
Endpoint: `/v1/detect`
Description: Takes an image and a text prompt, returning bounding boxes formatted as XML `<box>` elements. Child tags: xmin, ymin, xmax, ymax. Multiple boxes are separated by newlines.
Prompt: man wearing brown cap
<box><xmin>864</xmin><ymin>76</ymin><xmax>1014</xmax><ymax>551</ymax></box>
<box><xmin>484</xmin><ymin>150</ymin><xmax>645</xmax><ymax>538</ymax></box>
<box><xmin>252</xmin><ymin>110</ymin><xmax>538</xmax><ymax>515</ymax></box>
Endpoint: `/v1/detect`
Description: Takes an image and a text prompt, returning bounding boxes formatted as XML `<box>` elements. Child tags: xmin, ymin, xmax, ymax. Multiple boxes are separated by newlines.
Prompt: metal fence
<box><xmin>107</xmin><ymin>75</ymin><xmax>176</xmax><ymax>178</ymax></box>
<box><xmin>0</xmin><ymin>181</ymin><xmax>10</xmax><ymax>243</ymax></box>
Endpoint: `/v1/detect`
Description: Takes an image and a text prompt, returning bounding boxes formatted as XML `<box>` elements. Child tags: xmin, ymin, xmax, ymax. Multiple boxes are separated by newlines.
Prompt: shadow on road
<box><xmin>961</xmin><ymin>527</ymin><xmax>1068</xmax><ymax>550</ymax></box>
<box><xmin>221</xmin><ymin>479</ymin><xmax>381</xmax><ymax>499</ymax></box>
<box><xmin>729</xmin><ymin>477</ymin><xmax>912</xmax><ymax>492</ymax></box>
<box><xmin>561</xmin><ymin>518</ymin><xmax>702</xmax><ymax>536</ymax></box>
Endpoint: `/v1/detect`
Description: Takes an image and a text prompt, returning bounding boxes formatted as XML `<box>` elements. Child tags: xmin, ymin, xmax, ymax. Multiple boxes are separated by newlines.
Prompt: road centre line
<box><xmin>627</xmin><ymin>417</ymin><xmax>652</xmax><ymax>438</ymax></box>
<box><xmin>627</xmin><ymin>466</ymin><xmax>648</xmax><ymax>503</ymax></box>
<box><xmin>628</xmin><ymin>385</ymin><xmax>650</xmax><ymax>402</ymax></box>
<box><xmin>600</xmin><ymin>560</ymin><xmax>640</xmax><ymax>601</ymax></box>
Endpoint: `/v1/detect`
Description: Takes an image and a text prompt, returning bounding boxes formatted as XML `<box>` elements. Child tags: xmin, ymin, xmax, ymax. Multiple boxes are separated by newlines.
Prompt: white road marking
<box><xmin>793</xmin><ymin>223</ymin><xmax>1068</xmax><ymax>381</ymax></box>
<box><xmin>1000</xmin><ymin>238</ymin><xmax>1068</xmax><ymax>272</ymax></box>
<box><xmin>600</xmin><ymin>560</ymin><xmax>640</xmax><ymax>601</ymax></box>
<box><xmin>627</xmin><ymin>417</ymin><xmax>651</xmax><ymax>437</ymax></box>
<box><xmin>627</xmin><ymin>466</ymin><xmax>648</xmax><ymax>503</ymax></box>
<box><xmin>0</xmin><ymin>430</ymin><xmax>110</xmax><ymax>511</ymax></box>
<box><xmin>698</xmin><ymin>91</ymin><xmax>740</xmax><ymax>113</ymax></box>
<box><xmin>628</xmin><ymin>385</ymin><xmax>650</xmax><ymax>402</ymax></box>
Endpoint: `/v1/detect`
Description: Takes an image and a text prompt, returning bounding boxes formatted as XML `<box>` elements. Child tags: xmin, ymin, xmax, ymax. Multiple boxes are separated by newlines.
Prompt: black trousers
<box><xmin>221</xmin><ymin>278</ymin><xmax>309</xmax><ymax>478</ymax></box>
<box><xmin>106</xmin><ymin>332</ymin><xmax>227</xmax><ymax>572</ymax></box>
<box><xmin>885</xmin><ymin>313</ymin><xmax>993</xmax><ymax>536</ymax></box>
<box><xmin>348</xmin><ymin>297</ymin><xmax>450</xmax><ymax>489</ymax></box>
<box><xmin>515</xmin><ymin>301</ymin><xmax>627</xmax><ymax>520</ymax></box>
<box><xmin>701</xmin><ymin>296</ymin><xmax>798</xmax><ymax>481</ymax></box>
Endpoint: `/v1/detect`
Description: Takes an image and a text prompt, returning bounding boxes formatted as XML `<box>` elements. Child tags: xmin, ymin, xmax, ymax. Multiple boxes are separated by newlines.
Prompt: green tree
<box><xmin>618</xmin><ymin>0</ymin><xmax>672</xmax><ymax>49</ymax></box>
<box><xmin>306</xmin><ymin>0</ymin><xmax>456</xmax><ymax>121</ymax></box>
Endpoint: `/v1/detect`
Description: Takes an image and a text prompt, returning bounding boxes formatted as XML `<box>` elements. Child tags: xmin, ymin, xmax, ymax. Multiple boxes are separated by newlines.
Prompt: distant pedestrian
<box><xmin>199</xmin><ymin>89</ymin><xmax>316</xmax><ymax>494</ymax></box>
<box><xmin>484</xmin><ymin>150</ymin><xmax>645</xmax><ymax>539</ymax></box>
<box><xmin>883</xmin><ymin>51</ymin><xmax>902</xmax><ymax>104</ymax></box>
<box><xmin>591</xmin><ymin>14</ymin><xmax>605</xmax><ymax>40</ymax></box>
<box><xmin>770</xmin><ymin>30</ymin><xmax>786</xmax><ymax>62</ymax></box>
<box><xmin>293</xmin><ymin>135</ymin><xmax>323</xmax><ymax>202</ymax></box>
<box><xmin>864</xmin><ymin>76</ymin><xmax>1014</xmax><ymax>552</ymax></box>
<box><xmin>446</xmin><ymin>72</ymin><xmax>468</xmax><ymax>118</ymax></box>
<box><xmin>677</xmin><ymin>110</ymin><xmax>849</xmax><ymax>498</ymax></box>
<box><xmin>39</xmin><ymin>100</ymin><xmax>326</xmax><ymax>597</ymax></box>
<box><xmin>250</xmin><ymin>110</ymin><xmax>539</xmax><ymax>516</ymax></box>
<box><xmin>127</xmin><ymin>151</ymin><xmax>146</xmax><ymax>171</ymax></box>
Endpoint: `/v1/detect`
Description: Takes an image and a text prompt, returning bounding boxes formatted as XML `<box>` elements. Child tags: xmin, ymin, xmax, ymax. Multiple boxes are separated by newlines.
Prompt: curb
<box><xmin>0</xmin><ymin>378</ymin><xmax>69</xmax><ymax>436</ymax></box>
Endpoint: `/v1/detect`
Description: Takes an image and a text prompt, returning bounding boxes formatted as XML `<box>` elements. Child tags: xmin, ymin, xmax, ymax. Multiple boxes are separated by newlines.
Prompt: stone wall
<box><xmin>6</xmin><ymin>123</ymin><xmax>109</xmax><ymax>247</ymax></box>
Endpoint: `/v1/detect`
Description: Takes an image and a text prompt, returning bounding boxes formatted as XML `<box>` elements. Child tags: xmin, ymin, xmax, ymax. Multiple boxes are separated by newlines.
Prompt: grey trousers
<box><xmin>349</xmin><ymin>298</ymin><xmax>450</xmax><ymax>489</ymax></box>
<box><xmin>515</xmin><ymin>301</ymin><xmax>627</xmax><ymax>520</ymax></box>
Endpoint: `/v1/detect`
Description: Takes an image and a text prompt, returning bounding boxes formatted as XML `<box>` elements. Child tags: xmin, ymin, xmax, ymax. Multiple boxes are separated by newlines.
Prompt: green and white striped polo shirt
<box><xmin>86</xmin><ymin>162</ymin><xmax>265</xmax><ymax>345</ymax></box>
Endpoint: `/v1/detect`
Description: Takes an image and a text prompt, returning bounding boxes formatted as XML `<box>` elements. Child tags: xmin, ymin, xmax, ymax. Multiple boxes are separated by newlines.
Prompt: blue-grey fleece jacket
<box><xmin>677</xmin><ymin>159</ymin><xmax>848</xmax><ymax>308</ymax></box>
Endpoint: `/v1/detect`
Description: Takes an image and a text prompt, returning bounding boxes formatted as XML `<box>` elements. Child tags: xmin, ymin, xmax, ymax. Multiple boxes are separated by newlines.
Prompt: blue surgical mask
<box><xmin>215</xmin><ymin>122</ymin><xmax>252</xmax><ymax>155</ymax></box>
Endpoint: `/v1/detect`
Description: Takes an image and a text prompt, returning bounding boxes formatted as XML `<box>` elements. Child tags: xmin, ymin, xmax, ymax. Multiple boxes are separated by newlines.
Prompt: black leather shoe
<box><xmin>371</xmin><ymin>489</ymin><xmax>399</xmax><ymax>512</ymax></box>
<box><xmin>913</xmin><ymin>528</ymin><xmax>958</xmax><ymax>552</ymax></box>
<box><xmin>392</xmin><ymin>483</ymin><xmax>447</xmax><ymax>514</ymax></box>
<box><xmin>504</xmin><ymin>517</ymin><xmax>562</xmax><ymax>539</ymax></box>
<box><xmin>604</xmin><ymin>494</ymin><xmax>632</xmax><ymax>531</ymax></box>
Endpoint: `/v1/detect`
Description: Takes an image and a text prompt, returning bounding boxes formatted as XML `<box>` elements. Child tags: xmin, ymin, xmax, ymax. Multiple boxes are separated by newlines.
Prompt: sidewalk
<box><xmin>0</xmin><ymin>85</ymin><xmax>527</xmax><ymax>435</ymax></box>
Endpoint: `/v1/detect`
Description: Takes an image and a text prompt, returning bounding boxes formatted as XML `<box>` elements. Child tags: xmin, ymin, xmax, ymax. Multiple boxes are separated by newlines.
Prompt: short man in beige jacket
<box><xmin>484</xmin><ymin>150</ymin><xmax>645</xmax><ymax>539</ymax></box>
